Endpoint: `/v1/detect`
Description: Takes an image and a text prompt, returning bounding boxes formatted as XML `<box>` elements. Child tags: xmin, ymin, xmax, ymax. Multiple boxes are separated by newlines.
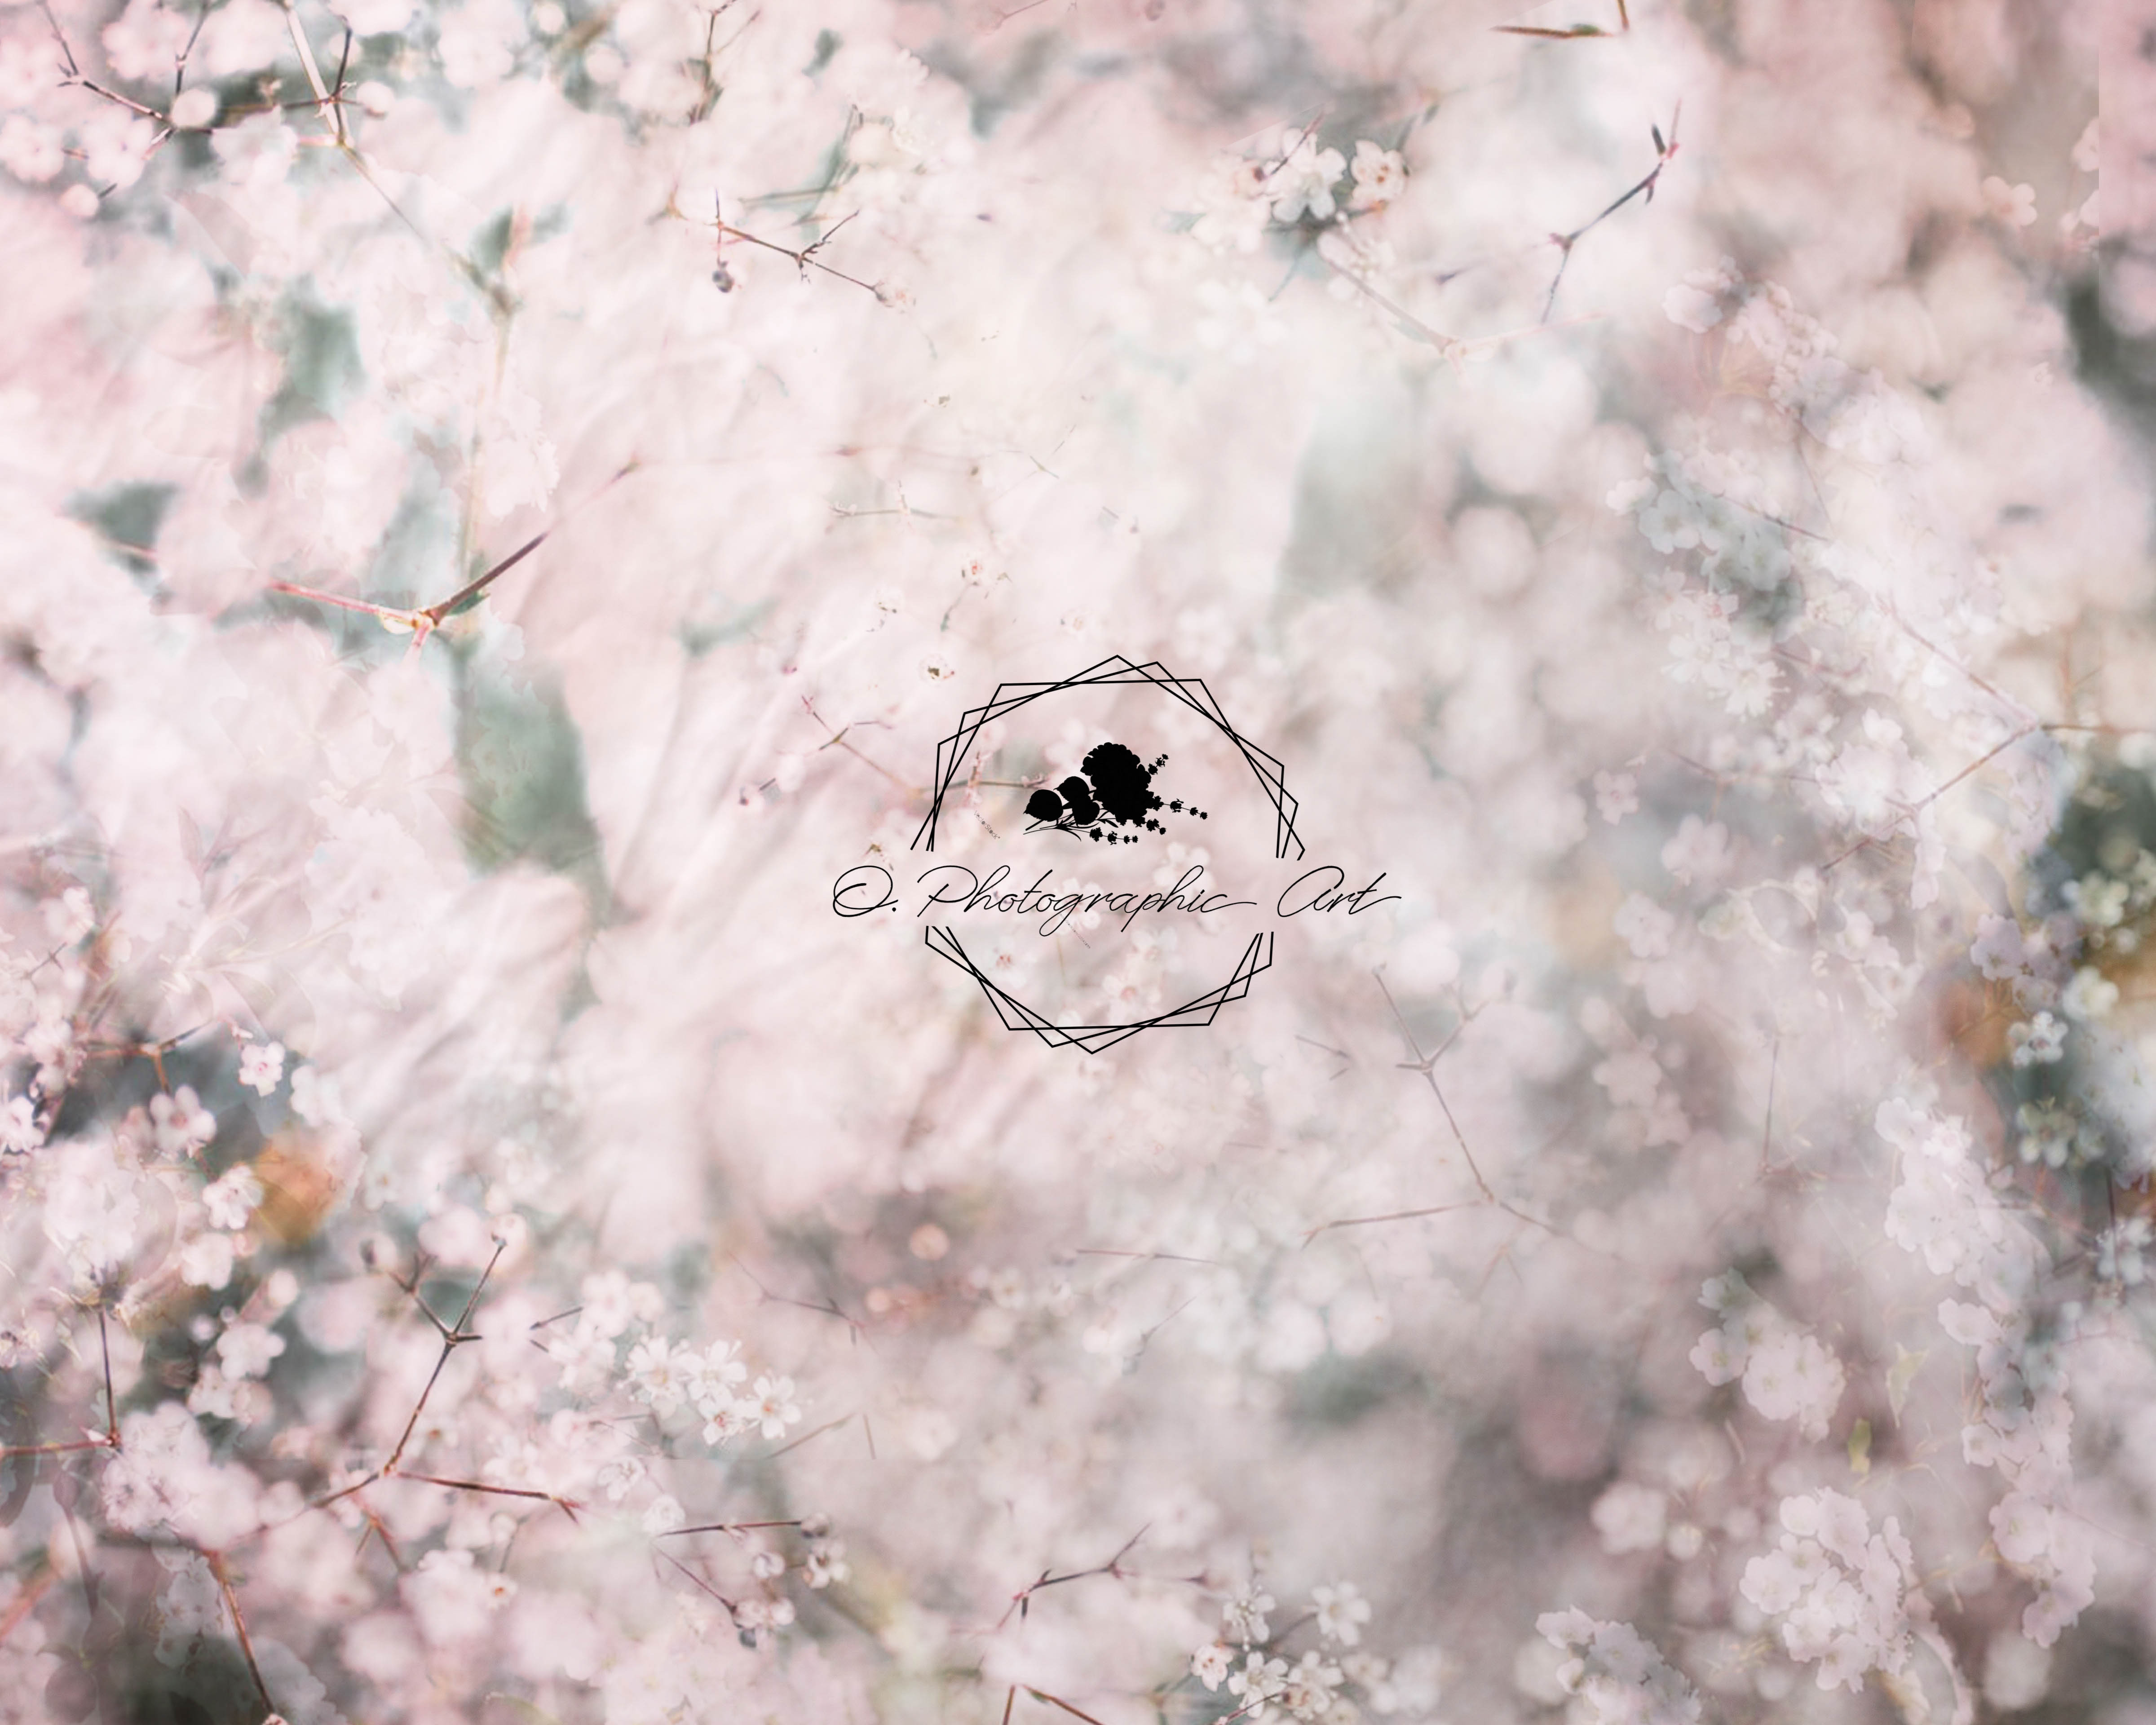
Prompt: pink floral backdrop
<box><xmin>0</xmin><ymin>0</ymin><xmax>2147</xmax><ymax>1721</ymax></box>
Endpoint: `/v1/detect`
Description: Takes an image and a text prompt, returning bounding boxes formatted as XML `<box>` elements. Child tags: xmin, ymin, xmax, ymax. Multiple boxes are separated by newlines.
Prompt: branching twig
<box><xmin>268</xmin><ymin>460</ymin><xmax>637</xmax><ymax>655</ymax></box>
<box><xmin>1542</xmin><ymin>107</ymin><xmax>1681</xmax><ymax>320</ymax></box>
<box><xmin>1374</xmin><ymin>971</ymin><xmax>1559</xmax><ymax>1237</ymax></box>
<box><xmin>395</xmin><ymin>1473</ymin><xmax>583</xmax><ymax>1524</ymax></box>
<box><xmin>656</xmin><ymin>1518</ymin><xmax>804</xmax><ymax>1539</ymax></box>
<box><xmin>996</xmin><ymin>1527</ymin><xmax>1148</xmax><ymax>1629</ymax></box>
<box><xmin>686</xmin><ymin>190</ymin><xmax>891</xmax><ymax>301</ymax></box>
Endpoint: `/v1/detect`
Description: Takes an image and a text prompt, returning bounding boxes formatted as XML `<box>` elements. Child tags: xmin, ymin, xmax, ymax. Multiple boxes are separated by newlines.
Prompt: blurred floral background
<box><xmin>1</xmin><ymin>0</ymin><xmax>2152</xmax><ymax>1720</ymax></box>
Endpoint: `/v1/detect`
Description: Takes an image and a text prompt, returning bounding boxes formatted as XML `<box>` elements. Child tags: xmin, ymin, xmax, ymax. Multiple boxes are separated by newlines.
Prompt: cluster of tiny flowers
<box><xmin>1877</xmin><ymin>1091</ymin><xmax>2092</xmax><ymax>1644</ymax></box>
<box><xmin>622</xmin><ymin>1329</ymin><xmax>801</xmax><ymax>1446</ymax></box>
<box><xmin>1661</xmin><ymin>262</ymin><xmax>1924</xmax><ymax>459</ymax></box>
<box><xmin>546</xmin><ymin>1270</ymin><xmax>804</xmax><ymax>1448</ymax></box>
<box><xmin>1189</xmin><ymin>132</ymin><xmax>1407</xmax><ymax>255</ymax></box>
<box><xmin>1738</xmin><ymin>1490</ymin><xmax>1926</xmax><ymax>1692</ymax></box>
<box><xmin>1688</xmin><ymin>1269</ymin><xmax>1846</xmax><ymax>1439</ymax></box>
<box><xmin>1190</xmin><ymin>1579</ymin><xmax>1418</xmax><ymax>1722</ymax></box>
<box><xmin>1534</xmin><ymin>1611</ymin><xmax>1700</xmax><ymax>1725</ymax></box>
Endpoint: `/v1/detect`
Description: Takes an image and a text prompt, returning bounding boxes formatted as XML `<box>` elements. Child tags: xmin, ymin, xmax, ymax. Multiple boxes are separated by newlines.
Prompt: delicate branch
<box><xmin>656</xmin><ymin>1519</ymin><xmax>805</xmax><ymax>1539</ymax></box>
<box><xmin>1498</xmin><ymin>0</ymin><xmax>1629</xmax><ymax>38</ymax></box>
<box><xmin>1024</xmin><ymin>1690</ymin><xmax>1110</xmax><ymax>1725</ymax></box>
<box><xmin>683</xmin><ymin>191</ymin><xmax>892</xmax><ymax>302</ymax></box>
<box><xmin>267</xmin><ymin>460</ymin><xmax>638</xmax><ymax>654</ymax></box>
<box><xmin>1543</xmin><ymin>107</ymin><xmax>1681</xmax><ymax>320</ymax></box>
<box><xmin>765</xmin><ymin>1412</ymin><xmax>860</xmax><ymax>1460</ymax></box>
<box><xmin>996</xmin><ymin>1527</ymin><xmax>1149</xmax><ymax>1629</ymax></box>
<box><xmin>1302</xmin><ymin>1201</ymin><xmax>1480</xmax><ymax>1244</ymax></box>
<box><xmin>1373</xmin><ymin>971</ymin><xmax>1560</xmax><ymax>1238</ymax></box>
<box><xmin>95</xmin><ymin>1306</ymin><xmax>116</xmax><ymax>1447</ymax></box>
<box><xmin>730</xmin><ymin>1251</ymin><xmax>864</xmax><ymax>1338</ymax></box>
<box><xmin>0</xmin><ymin>1565</ymin><xmax>55</xmax><ymax>1645</ymax></box>
<box><xmin>395</xmin><ymin>1473</ymin><xmax>583</xmax><ymax>1524</ymax></box>
<box><xmin>208</xmin><ymin>1552</ymin><xmax>275</xmax><ymax>1718</ymax></box>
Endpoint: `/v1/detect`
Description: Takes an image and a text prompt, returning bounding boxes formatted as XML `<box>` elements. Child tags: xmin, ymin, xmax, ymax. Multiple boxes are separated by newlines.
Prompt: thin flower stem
<box><xmin>0</xmin><ymin>1438</ymin><xmax>114</xmax><ymax>1458</ymax></box>
<box><xmin>395</xmin><ymin>1473</ymin><xmax>583</xmax><ymax>1523</ymax></box>
<box><xmin>997</xmin><ymin>1528</ymin><xmax>1148</xmax><ymax>1628</ymax></box>
<box><xmin>1024</xmin><ymin>1690</ymin><xmax>1109</xmax><ymax>1725</ymax></box>
<box><xmin>278</xmin><ymin>0</ymin><xmax>345</xmax><ymax>143</ymax></box>
<box><xmin>0</xmin><ymin>1565</ymin><xmax>54</xmax><ymax>1644</ymax></box>
<box><xmin>1302</xmin><ymin>1201</ymin><xmax>1479</xmax><ymax>1243</ymax></box>
<box><xmin>1498</xmin><ymin>0</ymin><xmax>1629</xmax><ymax>39</ymax></box>
<box><xmin>96</xmin><ymin>1306</ymin><xmax>116</xmax><ymax>1446</ymax></box>
<box><xmin>208</xmin><ymin>1552</ymin><xmax>275</xmax><ymax>1718</ymax></box>
<box><xmin>1542</xmin><ymin>106</ymin><xmax>1681</xmax><ymax>320</ymax></box>
<box><xmin>764</xmin><ymin>1412</ymin><xmax>857</xmax><ymax>1460</ymax></box>
<box><xmin>380</xmin><ymin>1239</ymin><xmax>504</xmax><ymax>1476</ymax></box>
<box><xmin>267</xmin><ymin>461</ymin><xmax>636</xmax><ymax>648</ymax></box>
<box><xmin>657</xmin><ymin>1548</ymin><xmax>737</xmax><ymax>1612</ymax></box>
<box><xmin>684</xmin><ymin>190</ymin><xmax>890</xmax><ymax>301</ymax></box>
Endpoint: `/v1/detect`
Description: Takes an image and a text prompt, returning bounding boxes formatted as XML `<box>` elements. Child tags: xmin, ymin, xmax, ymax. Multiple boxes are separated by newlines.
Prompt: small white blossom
<box><xmin>1347</xmin><ymin>140</ymin><xmax>1405</xmax><ymax>210</ymax></box>
<box><xmin>1594</xmin><ymin>770</ymin><xmax>1639</xmax><ymax>824</ymax></box>
<box><xmin>804</xmin><ymin>1539</ymin><xmax>849</xmax><ymax>1589</ymax></box>
<box><xmin>748</xmin><ymin>1374</ymin><xmax>802</xmax><ymax>1439</ymax></box>
<box><xmin>2008</xmin><ymin>1012</ymin><xmax>2066</xmax><ymax>1068</ymax></box>
<box><xmin>238</xmin><ymin>1040</ymin><xmax>286</xmax><ymax>1096</ymax></box>
<box><xmin>1312</xmin><ymin>1581</ymin><xmax>1371</xmax><ymax>1646</ymax></box>
<box><xmin>216</xmin><ymin>1322</ymin><xmax>286</xmax><ymax>1380</ymax></box>
<box><xmin>1223</xmin><ymin>1583</ymin><xmax>1277</xmax><ymax>1644</ymax></box>
<box><xmin>202</xmin><ymin>1166</ymin><xmax>263</xmax><ymax>1231</ymax></box>
<box><xmin>1268</xmin><ymin>137</ymin><xmax>1348</xmax><ymax>223</ymax></box>
<box><xmin>180</xmin><ymin>1231</ymin><xmax>236</xmax><ymax>1290</ymax></box>
<box><xmin>150</xmin><ymin>1088</ymin><xmax>216</xmax><ymax>1158</ymax></box>
<box><xmin>1228</xmin><ymin>1650</ymin><xmax>1290</xmax><ymax>1720</ymax></box>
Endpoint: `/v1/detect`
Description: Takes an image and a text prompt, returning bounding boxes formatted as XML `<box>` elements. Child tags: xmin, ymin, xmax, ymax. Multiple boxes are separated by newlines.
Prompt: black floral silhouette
<box><xmin>1024</xmin><ymin>742</ymin><xmax>1206</xmax><ymax>844</ymax></box>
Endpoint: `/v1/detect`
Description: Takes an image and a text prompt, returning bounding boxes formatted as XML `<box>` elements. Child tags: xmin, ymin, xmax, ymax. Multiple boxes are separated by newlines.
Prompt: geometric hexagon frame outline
<box><xmin>925</xmin><ymin>926</ymin><xmax>1275</xmax><ymax>1055</ymax></box>
<box><xmin>911</xmin><ymin>654</ymin><xmax>1304</xmax><ymax>861</ymax></box>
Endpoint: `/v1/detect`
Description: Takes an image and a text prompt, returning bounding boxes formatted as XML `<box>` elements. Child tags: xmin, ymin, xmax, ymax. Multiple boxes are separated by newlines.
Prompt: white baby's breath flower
<box><xmin>1269</xmin><ymin>137</ymin><xmax>1348</xmax><ymax>223</ymax></box>
<box><xmin>1347</xmin><ymin>139</ymin><xmax>1405</xmax><ymax>210</ymax></box>
<box><xmin>1312</xmin><ymin>1580</ymin><xmax>1371</xmax><ymax>1645</ymax></box>
<box><xmin>749</xmin><ymin>1374</ymin><xmax>802</xmax><ymax>1439</ymax></box>
<box><xmin>238</xmin><ymin>1040</ymin><xmax>286</xmax><ymax>1096</ymax></box>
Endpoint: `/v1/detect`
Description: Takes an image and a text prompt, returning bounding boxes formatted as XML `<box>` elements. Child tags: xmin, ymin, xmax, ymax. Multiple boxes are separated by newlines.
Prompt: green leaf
<box><xmin>1886</xmin><ymin>1346</ymin><xmax>1925</xmax><ymax>1423</ymax></box>
<box><xmin>67</xmin><ymin>481</ymin><xmax>177</xmax><ymax>578</ymax></box>
<box><xmin>455</xmin><ymin>654</ymin><xmax>609</xmax><ymax>914</ymax></box>
<box><xmin>259</xmin><ymin>281</ymin><xmax>363</xmax><ymax>446</ymax></box>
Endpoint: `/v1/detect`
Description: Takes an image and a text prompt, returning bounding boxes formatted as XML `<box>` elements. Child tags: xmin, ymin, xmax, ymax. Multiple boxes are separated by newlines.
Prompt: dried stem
<box><xmin>691</xmin><ymin>191</ymin><xmax>891</xmax><ymax>301</ymax></box>
<box><xmin>1373</xmin><ymin>971</ymin><xmax>1560</xmax><ymax>1238</ymax></box>
<box><xmin>1542</xmin><ymin>107</ymin><xmax>1681</xmax><ymax>320</ymax></box>
<box><xmin>395</xmin><ymin>1473</ymin><xmax>583</xmax><ymax>1523</ymax></box>
<box><xmin>268</xmin><ymin>460</ymin><xmax>636</xmax><ymax>651</ymax></box>
<box><xmin>1498</xmin><ymin>0</ymin><xmax>1630</xmax><ymax>39</ymax></box>
<box><xmin>208</xmin><ymin>1552</ymin><xmax>275</xmax><ymax>1717</ymax></box>
<box><xmin>1024</xmin><ymin>1690</ymin><xmax>1110</xmax><ymax>1725</ymax></box>
<box><xmin>311</xmin><ymin>1240</ymin><xmax>505</xmax><ymax>1519</ymax></box>
<box><xmin>996</xmin><ymin>1527</ymin><xmax>1148</xmax><ymax>1629</ymax></box>
<box><xmin>0</xmin><ymin>1565</ymin><xmax>55</xmax><ymax>1644</ymax></box>
<box><xmin>95</xmin><ymin>1305</ymin><xmax>116</xmax><ymax>1446</ymax></box>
